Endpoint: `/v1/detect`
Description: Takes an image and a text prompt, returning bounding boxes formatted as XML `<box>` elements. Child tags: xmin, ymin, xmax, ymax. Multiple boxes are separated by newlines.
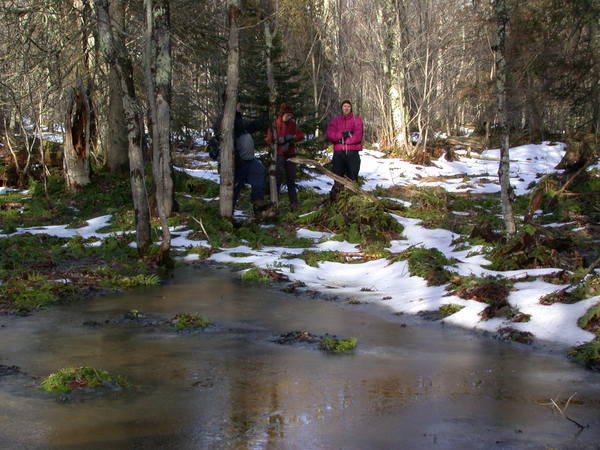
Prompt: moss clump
<box><xmin>568</xmin><ymin>341</ymin><xmax>600</xmax><ymax>371</ymax></box>
<box><xmin>485</xmin><ymin>226</ymin><xmax>582</xmax><ymax>271</ymax></box>
<box><xmin>113</xmin><ymin>274</ymin><xmax>161</xmax><ymax>288</ymax></box>
<box><xmin>439</xmin><ymin>304</ymin><xmax>464</xmax><ymax>317</ymax></box>
<box><xmin>171</xmin><ymin>313</ymin><xmax>211</xmax><ymax>330</ymax></box>
<box><xmin>449</xmin><ymin>275</ymin><xmax>520</xmax><ymax>320</ymax></box>
<box><xmin>241</xmin><ymin>266</ymin><xmax>272</xmax><ymax>282</ymax></box>
<box><xmin>319</xmin><ymin>336</ymin><xmax>358</xmax><ymax>353</ymax></box>
<box><xmin>497</xmin><ymin>327</ymin><xmax>534</xmax><ymax>345</ymax></box>
<box><xmin>297</xmin><ymin>191</ymin><xmax>403</xmax><ymax>248</ymax></box>
<box><xmin>173</xmin><ymin>170</ymin><xmax>220</xmax><ymax>197</ymax></box>
<box><xmin>40</xmin><ymin>366</ymin><xmax>127</xmax><ymax>393</ymax></box>
<box><xmin>297</xmin><ymin>250</ymin><xmax>346</xmax><ymax>267</ymax></box>
<box><xmin>390</xmin><ymin>247</ymin><xmax>455</xmax><ymax>286</ymax></box>
<box><xmin>541</xmin><ymin>275</ymin><xmax>600</xmax><ymax>305</ymax></box>
<box><xmin>577</xmin><ymin>302</ymin><xmax>600</xmax><ymax>333</ymax></box>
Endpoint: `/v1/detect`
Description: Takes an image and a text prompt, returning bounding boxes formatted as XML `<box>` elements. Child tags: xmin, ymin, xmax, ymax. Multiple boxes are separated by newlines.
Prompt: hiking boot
<box><xmin>252</xmin><ymin>198</ymin><xmax>275</xmax><ymax>220</ymax></box>
<box><xmin>252</xmin><ymin>198</ymin><xmax>271</xmax><ymax>213</ymax></box>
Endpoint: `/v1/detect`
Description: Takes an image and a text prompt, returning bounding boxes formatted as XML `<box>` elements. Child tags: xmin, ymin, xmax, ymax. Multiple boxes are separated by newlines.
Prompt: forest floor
<box><xmin>1</xmin><ymin>135</ymin><xmax>599</xmax><ymax>370</ymax></box>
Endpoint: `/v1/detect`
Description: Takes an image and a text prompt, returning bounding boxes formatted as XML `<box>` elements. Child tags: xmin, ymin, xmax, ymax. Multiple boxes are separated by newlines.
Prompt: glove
<box><xmin>342</xmin><ymin>131</ymin><xmax>352</xmax><ymax>139</ymax></box>
<box><xmin>285</xmin><ymin>134</ymin><xmax>295</xmax><ymax>143</ymax></box>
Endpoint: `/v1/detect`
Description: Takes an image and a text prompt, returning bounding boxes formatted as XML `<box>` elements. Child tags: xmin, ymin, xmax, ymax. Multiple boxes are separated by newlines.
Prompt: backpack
<box><xmin>235</xmin><ymin>133</ymin><xmax>255</xmax><ymax>160</ymax></box>
<box><xmin>207</xmin><ymin>136</ymin><xmax>220</xmax><ymax>160</ymax></box>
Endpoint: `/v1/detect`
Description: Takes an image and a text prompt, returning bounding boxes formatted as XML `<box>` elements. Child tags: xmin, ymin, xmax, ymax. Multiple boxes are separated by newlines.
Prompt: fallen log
<box><xmin>287</xmin><ymin>157</ymin><xmax>379</xmax><ymax>202</ymax></box>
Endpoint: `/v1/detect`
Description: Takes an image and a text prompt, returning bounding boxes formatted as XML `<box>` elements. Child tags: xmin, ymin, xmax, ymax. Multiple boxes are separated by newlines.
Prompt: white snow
<box><xmin>3</xmin><ymin>141</ymin><xmax>598</xmax><ymax>349</ymax></box>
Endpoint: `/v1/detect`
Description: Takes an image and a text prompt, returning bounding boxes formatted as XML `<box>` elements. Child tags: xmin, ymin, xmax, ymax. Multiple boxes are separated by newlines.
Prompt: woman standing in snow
<box><xmin>266</xmin><ymin>102</ymin><xmax>305</xmax><ymax>211</ymax></box>
<box><xmin>326</xmin><ymin>100</ymin><xmax>364</xmax><ymax>182</ymax></box>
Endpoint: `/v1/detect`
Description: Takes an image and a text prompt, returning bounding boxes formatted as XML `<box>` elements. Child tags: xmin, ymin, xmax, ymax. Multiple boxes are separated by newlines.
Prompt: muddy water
<box><xmin>1</xmin><ymin>265</ymin><xmax>599</xmax><ymax>449</ymax></box>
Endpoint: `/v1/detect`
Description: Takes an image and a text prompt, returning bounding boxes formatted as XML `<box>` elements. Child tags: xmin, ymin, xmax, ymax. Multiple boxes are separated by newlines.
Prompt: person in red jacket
<box><xmin>266</xmin><ymin>102</ymin><xmax>305</xmax><ymax>211</ymax></box>
<box><xmin>326</xmin><ymin>100</ymin><xmax>364</xmax><ymax>181</ymax></box>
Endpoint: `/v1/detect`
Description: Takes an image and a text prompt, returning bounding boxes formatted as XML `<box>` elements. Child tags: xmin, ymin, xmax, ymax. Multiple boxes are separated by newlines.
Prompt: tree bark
<box><xmin>106</xmin><ymin>0</ymin><xmax>129</xmax><ymax>173</ymax></box>
<box><xmin>263</xmin><ymin>4</ymin><xmax>278</xmax><ymax>208</ymax></box>
<box><xmin>494</xmin><ymin>0</ymin><xmax>516</xmax><ymax>236</ymax></box>
<box><xmin>96</xmin><ymin>0</ymin><xmax>152</xmax><ymax>254</ymax></box>
<box><xmin>219</xmin><ymin>0</ymin><xmax>241</xmax><ymax>219</ymax></box>
<box><xmin>63</xmin><ymin>77</ymin><xmax>92</xmax><ymax>191</ymax></box>
<box><xmin>145</xmin><ymin>0</ymin><xmax>173</xmax><ymax>265</ymax></box>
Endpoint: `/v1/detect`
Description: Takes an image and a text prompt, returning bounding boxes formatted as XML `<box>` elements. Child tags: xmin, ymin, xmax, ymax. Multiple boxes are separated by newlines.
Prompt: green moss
<box><xmin>171</xmin><ymin>313</ymin><xmax>211</xmax><ymax>330</ymax></box>
<box><xmin>319</xmin><ymin>336</ymin><xmax>358</xmax><ymax>352</ymax></box>
<box><xmin>297</xmin><ymin>191</ymin><xmax>403</xmax><ymax>248</ymax></box>
<box><xmin>228</xmin><ymin>252</ymin><xmax>255</xmax><ymax>258</ymax></box>
<box><xmin>568</xmin><ymin>341</ymin><xmax>600</xmax><ymax>370</ymax></box>
<box><xmin>296</xmin><ymin>250</ymin><xmax>346</xmax><ymax>267</ymax></box>
<box><xmin>241</xmin><ymin>266</ymin><xmax>272</xmax><ymax>282</ymax></box>
<box><xmin>40</xmin><ymin>366</ymin><xmax>128</xmax><ymax>393</ymax></box>
<box><xmin>173</xmin><ymin>168</ymin><xmax>220</xmax><ymax>197</ymax></box>
<box><xmin>497</xmin><ymin>327</ymin><xmax>534</xmax><ymax>345</ymax></box>
<box><xmin>390</xmin><ymin>247</ymin><xmax>455</xmax><ymax>286</ymax></box>
<box><xmin>578</xmin><ymin>302</ymin><xmax>600</xmax><ymax>330</ymax></box>
<box><xmin>113</xmin><ymin>274</ymin><xmax>161</xmax><ymax>288</ymax></box>
<box><xmin>439</xmin><ymin>304</ymin><xmax>464</xmax><ymax>317</ymax></box>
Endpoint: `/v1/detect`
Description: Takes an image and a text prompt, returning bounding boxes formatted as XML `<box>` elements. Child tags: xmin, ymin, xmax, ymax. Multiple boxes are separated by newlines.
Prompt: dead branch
<box><xmin>447</xmin><ymin>138</ymin><xmax>485</xmax><ymax>152</ymax></box>
<box><xmin>555</xmin><ymin>162</ymin><xmax>592</xmax><ymax>198</ymax></box>
<box><xmin>191</xmin><ymin>216</ymin><xmax>210</xmax><ymax>240</ymax></box>
<box><xmin>543</xmin><ymin>393</ymin><xmax>587</xmax><ymax>430</ymax></box>
<box><xmin>288</xmin><ymin>157</ymin><xmax>379</xmax><ymax>202</ymax></box>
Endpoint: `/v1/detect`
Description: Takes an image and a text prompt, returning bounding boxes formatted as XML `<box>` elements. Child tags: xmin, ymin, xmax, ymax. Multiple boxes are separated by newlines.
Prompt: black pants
<box><xmin>332</xmin><ymin>150</ymin><xmax>361</xmax><ymax>180</ymax></box>
<box><xmin>276</xmin><ymin>155</ymin><xmax>298</xmax><ymax>205</ymax></box>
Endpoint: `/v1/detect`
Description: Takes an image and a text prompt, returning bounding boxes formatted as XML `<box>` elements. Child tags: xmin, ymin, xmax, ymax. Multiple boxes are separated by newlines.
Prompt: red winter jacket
<box><xmin>326</xmin><ymin>113</ymin><xmax>363</xmax><ymax>151</ymax></box>
<box><xmin>266</xmin><ymin>117</ymin><xmax>305</xmax><ymax>156</ymax></box>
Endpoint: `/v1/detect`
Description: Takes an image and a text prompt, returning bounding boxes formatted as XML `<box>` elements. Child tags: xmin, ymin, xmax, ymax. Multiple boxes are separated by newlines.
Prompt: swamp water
<box><xmin>1</xmin><ymin>265</ymin><xmax>599</xmax><ymax>449</ymax></box>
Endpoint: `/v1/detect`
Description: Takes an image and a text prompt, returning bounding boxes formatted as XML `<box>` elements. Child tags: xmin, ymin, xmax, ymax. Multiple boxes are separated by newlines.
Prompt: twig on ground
<box><xmin>541</xmin><ymin>393</ymin><xmax>587</xmax><ymax>430</ymax></box>
<box><xmin>191</xmin><ymin>216</ymin><xmax>210</xmax><ymax>240</ymax></box>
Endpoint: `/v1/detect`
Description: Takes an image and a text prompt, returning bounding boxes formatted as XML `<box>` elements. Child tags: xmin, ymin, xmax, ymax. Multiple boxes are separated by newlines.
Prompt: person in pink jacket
<box><xmin>326</xmin><ymin>100</ymin><xmax>364</xmax><ymax>181</ymax></box>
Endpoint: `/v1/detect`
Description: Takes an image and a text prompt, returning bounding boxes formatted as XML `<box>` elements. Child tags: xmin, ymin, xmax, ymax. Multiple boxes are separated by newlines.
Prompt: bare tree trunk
<box><xmin>63</xmin><ymin>77</ymin><xmax>92</xmax><ymax>191</ymax></box>
<box><xmin>494</xmin><ymin>0</ymin><xmax>516</xmax><ymax>236</ymax></box>
<box><xmin>262</xmin><ymin>2</ymin><xmax>278</xmax><ymax>208</ymax></box>
<box><xmin>219</xmin><ymin>0</ymin><xmax>240</xmax><ymax>219</ymax></box>
<box><xmin>106</xmin><ymin>1</ymin><xmax>128</xmax><ymax>173</ymax></box>
<box><xmin>145</xmin><ymin>0</ymin><xmax>173</xmax><ymax>265</ymax></box>
<box><xmin>96</xmin><ymin>0</ymin><xmax>152</xmax><ymax>254</ymax></box>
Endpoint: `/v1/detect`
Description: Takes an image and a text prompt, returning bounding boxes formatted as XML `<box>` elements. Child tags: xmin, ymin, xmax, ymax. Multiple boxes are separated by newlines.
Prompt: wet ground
<box><xmin>1</xmin><ymin>264</ymin><xmax>599</xmax><ymax>449</ymax></box>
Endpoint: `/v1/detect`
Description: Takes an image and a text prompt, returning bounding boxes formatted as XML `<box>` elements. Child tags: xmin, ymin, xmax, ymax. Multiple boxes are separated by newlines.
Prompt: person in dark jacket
<box><xmin>326</xmin><ymin>100</ymin><xmax>364</xmax><ymax>181</ymax></box>
<box><xmin>213</xmin><ymin>102</ymin><xmax>272</xmax><ymax>217</ymax></box>
<box><xmin>266</xmin><ymin>102</ymin><xmax>305</xmax><ymax>211</ymax></box>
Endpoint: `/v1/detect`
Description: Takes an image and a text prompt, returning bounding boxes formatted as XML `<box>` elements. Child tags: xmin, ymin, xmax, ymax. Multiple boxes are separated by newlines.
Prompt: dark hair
<box><xmin>279</xmin><ymin>102</ymin><xmax>294</xmax><ymax>116</ymax></box>
<box><xmin>341</xmin><ymin>100</ymin><xmax>352</xmax><ymax>111</ymax></box>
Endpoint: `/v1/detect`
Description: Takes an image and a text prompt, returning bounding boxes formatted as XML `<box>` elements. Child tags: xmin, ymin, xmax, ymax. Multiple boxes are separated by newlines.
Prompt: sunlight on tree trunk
<box><xmin>145</xmin><ymin>0</ymin><xmax>173</xmax><ymax>265</ymax></box>
<box><xmin>219</xmin><ymin>0</ymin><xmax>240</xmax><ymax>219</ymax></box>
<box><xmin>96</xmin><ymin>0</ymin><xmax>151</xmax><ymax>254</ymax></box>
<box><xmin>494</xmin><ymin>0</ymin><xmax>516</xmax><ymax>236</ymax></box>
<box><xmin>63</xmin><ymin>77</ymin><xmax>92</xmax><ymax>191</ymax></box>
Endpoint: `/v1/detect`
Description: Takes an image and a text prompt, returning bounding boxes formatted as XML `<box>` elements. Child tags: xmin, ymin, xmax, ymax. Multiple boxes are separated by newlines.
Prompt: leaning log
<box><xmin>287</xmin><ymin>157</ymin><xmax>379</xmax><ymax>202</ymax></box>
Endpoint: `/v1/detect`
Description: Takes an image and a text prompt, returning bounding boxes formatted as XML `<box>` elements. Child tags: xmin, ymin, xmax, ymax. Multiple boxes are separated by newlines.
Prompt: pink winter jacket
<box><xmin>326</xmin><ymin>113</ymin><xmax>364</xmax><ymax>151</ymax></box>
